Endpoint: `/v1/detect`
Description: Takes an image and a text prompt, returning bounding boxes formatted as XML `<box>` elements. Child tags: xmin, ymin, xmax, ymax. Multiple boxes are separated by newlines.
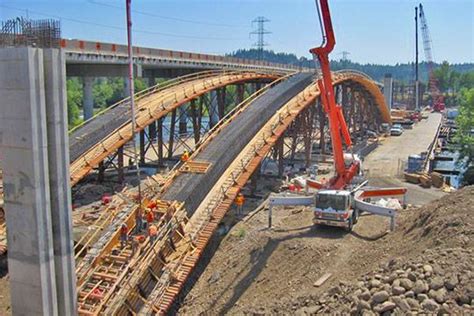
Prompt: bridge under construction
<box><xmin>0</xmin><ymin>2</ymin><xmax>438</xmax><ymax>315</ymax></box>
<box><xmin>0</xmin><ymin>39</ymin><xmax>390</xmax><ymax>314</ymax></box>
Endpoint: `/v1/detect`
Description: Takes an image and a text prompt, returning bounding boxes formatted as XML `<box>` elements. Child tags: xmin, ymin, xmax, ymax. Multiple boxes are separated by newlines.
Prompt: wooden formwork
<box><xmin>76</xmin><ymin>200</ymin><xmax>184</xmax><ymax>315</ymax></box>
<box><xmin>69</xmin><ymin>71</ymin><xmax>281</xmax><ymax>185</ymax></box>
<box><xmin>179</xmin><ymin>160</ymin><xmax>212</xmax><ymax>174</ymax></box>
<box><xmin>151</xmin><ymin>82</ymin><xmax>322</xmax><ymax>314</ymax></box>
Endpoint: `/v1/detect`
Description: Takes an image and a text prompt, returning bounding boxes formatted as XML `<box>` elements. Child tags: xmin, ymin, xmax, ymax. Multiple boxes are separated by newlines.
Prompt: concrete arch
<box><xmin>148</xmin><ymin>72</ymin><xmax>390</xmax><ymax>312</ymax></box>
<box><xmin>73</xmin><ymin>71</ymin><xmax>390</xmax><ymax>314</ymax></box>
<box><xmin>69</xmin><ymin>70</ymin><xmax>282</xmax><ymax>185</ymax></box>
<box><xmin>332</xmin><ymin>70</ymin><xmax>390</xmax><ymax>123</ymax></box>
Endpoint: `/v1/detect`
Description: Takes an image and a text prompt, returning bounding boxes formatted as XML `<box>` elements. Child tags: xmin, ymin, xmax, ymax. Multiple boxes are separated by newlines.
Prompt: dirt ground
<box><xmin>178</xmin><ymin>113</ymin><xmax>471</xmax><ymax>314</ymax></box>
<box><xmin>178</xmin><ymin>196</ymin><xmax>472</xmax><ymax>315</ymax></box>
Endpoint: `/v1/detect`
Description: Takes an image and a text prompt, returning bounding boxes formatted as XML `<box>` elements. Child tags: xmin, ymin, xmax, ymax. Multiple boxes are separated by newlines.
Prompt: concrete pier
<box><xmin>209</xmin><ymin>90</ymin><xmax>219</xmax><ymax>128</ymax></box>
<box><xmin>0</xmin><ymin>47</ymin><xmax>58</xmax><ymax>315</ymax></box>
<box><xmin>83</xmin><ymin>76</ymin><xmax>94</xmax><ymax>120</ymax></box>
<box><xmin>43</xmin><ymin>49</ymin><xmax>77</xmax><ymax>315</ymax></box>
<box><xmin>0</xmin><ymin>47</ymin><xmax>76</xmax><ymax>315</ymax></box>
<box><xmin>383</xmin><ymin>74</ymin><xmax>393</xmax><ymax>111</ymax></box>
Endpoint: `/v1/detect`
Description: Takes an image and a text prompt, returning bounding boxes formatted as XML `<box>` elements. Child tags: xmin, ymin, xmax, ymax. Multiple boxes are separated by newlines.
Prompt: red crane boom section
<box><xmin>309</xmin><ymin>0</ymin><xmax>359</xmax><ymax>189</ymax></box>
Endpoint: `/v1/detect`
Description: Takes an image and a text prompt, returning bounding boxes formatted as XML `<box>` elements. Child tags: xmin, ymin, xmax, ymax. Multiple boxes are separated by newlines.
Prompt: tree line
<box><xmin>227</xmin><ymin>49</ymin><xmax>474</xmax><ymax>83</ymax></box>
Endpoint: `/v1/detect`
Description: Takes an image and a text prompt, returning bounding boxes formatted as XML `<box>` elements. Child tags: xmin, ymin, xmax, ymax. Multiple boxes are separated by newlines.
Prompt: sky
<box><xmin>0</xmin><ymin>0</ymin><xmax>473</xmax><ymax>65</ymax></box>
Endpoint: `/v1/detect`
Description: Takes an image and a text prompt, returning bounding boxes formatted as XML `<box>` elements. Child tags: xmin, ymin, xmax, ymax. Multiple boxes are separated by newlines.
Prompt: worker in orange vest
<box><xmin>145</xmin><ymin>209</ymin><xmax>155</xmax><ymax>229</ymax></box>
<box><xmin>120</xmin><ymin>223</ymin><xmax>128</xmax><ymax>248</ymax></box>
<box><xmin>235</xmin><ymin>193</ymin><xmax>245</xmax><ymax>217</ymax></box>
<box><xmin>148</xmin><ymin>224</ymin><xmax>158</xmax><ymax>246</ymax></box>
<box><xmin>181</xmin><ymin>150</ymin><xmax>190</xmax><ymax>162</ymax></box>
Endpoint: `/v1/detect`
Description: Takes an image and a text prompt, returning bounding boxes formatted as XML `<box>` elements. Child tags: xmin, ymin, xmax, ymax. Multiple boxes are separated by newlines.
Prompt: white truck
<box><xmin>313</xmin><ymin>190</ymin><xmax>359</xmax><ymax>231</ymax></box>
<box><xmin>268</xmin><ymin>186</ymin><xmax>407</xmax><ymax>232</ymax></box>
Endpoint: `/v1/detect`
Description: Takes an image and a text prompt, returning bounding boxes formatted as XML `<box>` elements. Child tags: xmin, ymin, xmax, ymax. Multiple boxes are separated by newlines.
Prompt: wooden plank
<box><xmin>313</xmin><ymin>272</ymin><xmax>332</xmax><ymax>287</ymax></box>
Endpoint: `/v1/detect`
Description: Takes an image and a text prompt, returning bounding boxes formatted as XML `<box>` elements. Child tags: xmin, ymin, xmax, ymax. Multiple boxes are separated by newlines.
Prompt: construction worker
<box><xmin>181</xmin><ymin>150</ymin><xmax>190</xmax><ymax>162</ymax></box>
<box><xmin>135</xmin><ymin>208</ymin><xmax>143</xmax><ymax>233</ymax></box>
<box><xmin>147</xmin><ymin>200</ymin><xmax>158</xmax><ymax>210</ymax></box>
<box><xmin>145</xmin><ymin>208</ymin><xmax>155</xmax><ymax>229</ymax></box>
<box><xmin>235</xmin><ymin>193</ymin><xmax>245</xmax><ymax>217</ymax></box>
<box><xmin>131</xmin><ymin>235</ymin><xmax>141</xmax><ymax>258</ymax></box>
<box><xmin>120</xmin><ymin>223</ymin><xmax>128</xmax><ymax>248</ymax></box>
<box><xmin>148</xmin><ymin>224</ymin><xmax>158</xmax><ymax>246</ymax></box>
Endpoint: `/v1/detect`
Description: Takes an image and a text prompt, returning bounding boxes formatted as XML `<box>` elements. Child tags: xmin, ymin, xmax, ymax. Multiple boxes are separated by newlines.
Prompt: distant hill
<box><xmin>227</xmin><ymin>49</ymin><xmax>474</xmax><ymax>83</ymax></box>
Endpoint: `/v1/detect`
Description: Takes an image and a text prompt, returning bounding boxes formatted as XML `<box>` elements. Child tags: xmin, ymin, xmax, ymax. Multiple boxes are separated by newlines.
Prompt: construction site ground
<box><xmin>178</xmin><ymin>112</ymin><xmax>473</xmax><ymax>314</ymax></box>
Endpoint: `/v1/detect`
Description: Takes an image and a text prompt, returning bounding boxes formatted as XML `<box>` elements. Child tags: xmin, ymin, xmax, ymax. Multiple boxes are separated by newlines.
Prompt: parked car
<box><xmin>390</xmin><ymin>127</ymin><xmax>403</xmax><ymax>136</ymax></box>
<box><xmin>393</xmin><ymin>124</ymin><xmax>404</xmax><ymax>131</ymax></box>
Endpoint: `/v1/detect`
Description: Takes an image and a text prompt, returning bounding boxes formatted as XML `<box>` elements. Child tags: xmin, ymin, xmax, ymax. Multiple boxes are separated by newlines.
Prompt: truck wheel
<box><xmin>353</xmin><ymin>210</ymin><xmax>359</xmax><ymax>224</ymax></box>
<box><xmin>345</xmin><ymin>218</ymin><xmax>353</xmax><ymax>232</ymax></box>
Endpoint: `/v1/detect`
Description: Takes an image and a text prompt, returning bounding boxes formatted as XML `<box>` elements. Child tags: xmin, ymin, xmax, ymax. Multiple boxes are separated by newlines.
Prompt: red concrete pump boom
<box><xmin>309</xmin><ymin>0</ymin><xmax>359</xmax><ymax>189</ymax></box>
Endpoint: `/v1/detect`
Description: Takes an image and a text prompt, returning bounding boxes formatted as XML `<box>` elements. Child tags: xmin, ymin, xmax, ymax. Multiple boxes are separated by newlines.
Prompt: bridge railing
<box><xmin>61</xmin><ymin>39</ymin><xmax>300</xmax><ymax>71</ymax></box>
<box><xmin>333</xmin><ymin>69</ymin><xmax>375</xmax><ymax>81</ymax></box>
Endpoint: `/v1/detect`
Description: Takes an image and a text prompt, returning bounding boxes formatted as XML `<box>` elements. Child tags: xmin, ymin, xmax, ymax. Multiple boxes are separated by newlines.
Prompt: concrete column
<box><xmin>209</xmin><ymin>90</ymin><xmax>219</xmax><ymax>128</ymax></box>
<box><xmin>43</xmin><ymin>49</ymin><xmax>77</xmax><ymax>315</ymax></box>
<box><xmin>83</xmin><ymin>76</ymin><xmax>94</xmax><ymax>120</ymax></box>
<box><xmin>0</xmin><ymin>47</ymin><xmax>58</xmax><ymax>315</ymax></box>
<box><xmin>383</xmin><ymin>74</ymin><xmax>393</xmax><ymax>111</ymax></box>
<box><xmin>236</xmin><ymin>84</ymin><xmax>245</xmax><ymax>104</ymax></box>
<box><xmin>146</xmin><ymin>76</ymin><xmax>155</xmax><ymax>88</ymax></box>
<box><xmin>124</xmin><ymin>76</ymin><xmax>131</xmax><ymax>98</ymax></box>
<box><xmin>178</xmin><ymin>105</ymin><xmax>188</xmax><ymax>135</ymax></box>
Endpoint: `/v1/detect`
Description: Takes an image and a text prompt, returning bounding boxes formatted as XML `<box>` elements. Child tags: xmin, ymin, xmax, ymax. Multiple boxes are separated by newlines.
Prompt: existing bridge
<box><xmin>73</xmin><ymin>69</ymin><xmax>390</xmax><ymax>315</ymax></box>
<box><xmin>62</xmin><ymin>39</ymin><xmax>299</xmax><ymax>77</ymax></box>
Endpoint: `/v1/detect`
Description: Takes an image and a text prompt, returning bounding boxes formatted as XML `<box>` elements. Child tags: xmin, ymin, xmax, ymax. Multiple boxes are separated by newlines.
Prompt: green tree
<box><xmin>455</xmin><ymin>88</ymin><xmax>474</xmax><ymax>163</ymax></box>
<box><xmin>134</xmin><ymin>78</ymin><xmax>147</xmax><ymax>92</ymax></box>
<box><xmin>66</xmin><ymin>78</ymin><xmax>82</xmax><ymax>128</ymax></box>
<box><xmin>433</xmin><ymin>61</ymin><xmax>451</xmax><ymax>92</ymax></box>
<box><xmin>93</xmin><ymin>79</ymin><xmax>114</xmax><ymax>110</ymax></box>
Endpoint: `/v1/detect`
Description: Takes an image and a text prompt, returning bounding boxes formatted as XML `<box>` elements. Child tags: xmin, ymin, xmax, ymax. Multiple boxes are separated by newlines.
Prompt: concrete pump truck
<box><xmin>268</xmin><ymin>0</ymin><xmax>407</xmax><ymax>232</ymax></box>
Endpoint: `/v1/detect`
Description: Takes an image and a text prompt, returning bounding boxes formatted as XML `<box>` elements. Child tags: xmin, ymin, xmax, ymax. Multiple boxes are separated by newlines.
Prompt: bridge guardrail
<box><xmin>61</xmin><ymin>39</ymin><xmax>299</xmax><ymax>71</ymax></box>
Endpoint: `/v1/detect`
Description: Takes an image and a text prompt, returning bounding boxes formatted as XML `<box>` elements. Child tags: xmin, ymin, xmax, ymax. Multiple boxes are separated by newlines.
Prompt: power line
<box><xmin>0</xmin><ymin>4</ymin><xmax>248</xmax><ymax>41</ymax></box>
<box><xmin>87</xmin><ymin>0</ymin><xmax>249</xmax><ymax>29</ymax></box>
<box><xmin>250</xmin><ymin>16</ymin><xmax>271</xmax><ymax>61</ymax></box>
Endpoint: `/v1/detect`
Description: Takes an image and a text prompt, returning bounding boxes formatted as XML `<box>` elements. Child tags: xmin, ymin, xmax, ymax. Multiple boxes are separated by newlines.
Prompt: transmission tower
<box><xmin>339</xmin><ymin>51</ymin><xmax>350</xmax><ymax>61</ymax></box>
<box><xmin>250</xmin><ymin>16</ymin><xmax>271</xmax><ymax>60</ymax></box>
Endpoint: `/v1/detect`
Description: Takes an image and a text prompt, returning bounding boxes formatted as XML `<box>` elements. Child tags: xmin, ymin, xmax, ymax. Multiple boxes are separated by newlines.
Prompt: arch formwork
<box><xmin>74</xmin><ymin>71</ymin><xmax>389</xmax><ymax>315</ymax></box>
<box><xmin>144</xmin><ymin>71</ymin><xmax>389</xmax><ymax>314</ymax></box>
<box><xmin>69</xmin><ymin>70</ymin><xmax>284</xmax><ymax>185</ymax></box>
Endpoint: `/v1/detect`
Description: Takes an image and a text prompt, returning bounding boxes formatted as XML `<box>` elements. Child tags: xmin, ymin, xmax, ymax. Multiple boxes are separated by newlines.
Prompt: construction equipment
<box><xmin>268</xmin><ymin>0</ymin><xmax>407</xmax><ymax>232</ymax></box>
<box><xmin>309</xmin><ymin>0</ymin><xmax>359</xmax><ymax>190</ymax></box>
<box><xmin>419</xmin><ymin>3</ymin><xmax>445</xmax><ymax>112</ymax></box>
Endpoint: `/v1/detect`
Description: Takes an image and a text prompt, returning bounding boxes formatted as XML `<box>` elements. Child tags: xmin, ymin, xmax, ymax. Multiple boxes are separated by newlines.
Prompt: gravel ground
<box><xmin>177</xmin><ymin>112</ymin><xmax>472</xmax><ymax>315</ymax></box>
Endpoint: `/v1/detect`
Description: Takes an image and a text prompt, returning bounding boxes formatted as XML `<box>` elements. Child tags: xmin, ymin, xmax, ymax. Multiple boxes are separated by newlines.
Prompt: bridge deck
<box><xmin>162</xmin><ymin>72</ymin><xmax>314</xmax><ymax>216</ymax></box>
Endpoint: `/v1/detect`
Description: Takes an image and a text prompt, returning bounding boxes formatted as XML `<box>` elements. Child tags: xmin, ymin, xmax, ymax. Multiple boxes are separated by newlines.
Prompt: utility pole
<box><xmin>126</xmin><ymin>0</ymin><xmax>142</xmax><ymax>207</ymax></box>
<box><xmin>250</xmin><ymin>16</ymin><xmax>271</xmax><ymax>61</ymax></box>
<box><xmin>415</xmin><ymin>5</ymin><xmax>419</xmax><ymax>110</ymax></box>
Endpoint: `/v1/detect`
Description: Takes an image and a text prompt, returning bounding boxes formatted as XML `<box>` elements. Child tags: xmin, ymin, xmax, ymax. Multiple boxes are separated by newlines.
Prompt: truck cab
<box><xmin>313</xmin><ymin>190</ymin><xmax>359</xmax><ymax>231</ymax></box>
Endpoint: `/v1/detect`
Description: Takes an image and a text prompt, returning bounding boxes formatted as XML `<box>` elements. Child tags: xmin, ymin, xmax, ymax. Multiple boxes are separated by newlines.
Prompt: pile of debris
<box><xmin>261</xmin><ymin>186</ymin><xmax>474</xmax><ymax>315</ymax></box>
<box><xmin>290</xmin><ymin>247</ymin><xmax>472</xmax><ymax>315</ymax></box>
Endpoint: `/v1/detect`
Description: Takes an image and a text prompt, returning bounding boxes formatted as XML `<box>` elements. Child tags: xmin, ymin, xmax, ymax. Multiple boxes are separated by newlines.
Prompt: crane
<box><xmin>267</xmin><ymin>0</ymin><xmax>407</xmax><ymax>233</ymax></box>
<box><xmin>419</xmin><ymin>3</ymin><xmax>445</xmax><ymax>112</ymax></box>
